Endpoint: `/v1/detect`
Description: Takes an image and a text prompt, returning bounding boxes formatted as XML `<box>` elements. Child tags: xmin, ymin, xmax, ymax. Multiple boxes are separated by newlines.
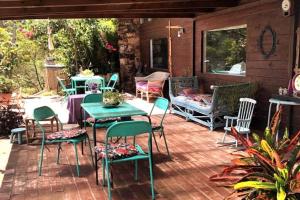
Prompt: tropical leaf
<box><xmin>246</xmin><ymin>148</ymin><xmax>274</xmax><ymax>167</ymax></box>
<box><xmin>270</xmin><ymin>106</ymin><xmax>282</xmax><ymax>135</ymax></box>
<box><xmin>277</xmin><ymin>186</ymin><xmax>286</xmax><ymax>200</ymax></box>
<box><xmin>238</xmin><ymin>172</ymin><xmax>275</xmax><ymax>182</ymax></box>
<box><xmin>234</xmin><ymin>181</ymin><xmax>276</xmax><ymax>190</ymax></box>
<box><xmin>284</xmin><ymin>131</ymin><xmax>300</xmax><ymax>153</ymax></box>
<box><xmin>231</xmin><ymin>127</ymin><xmax>253</xmax><ymax>148</ymax></box>
<box><xmin>252</xmin><ymin>132</ymin><xmax>261</xmax><ymax>144</ymax></box>
<box><xmin>272</xmin><ymin>151</ymin><xmax>284</xmax><ymax>169</ymax></box>
<box><xmin>261</xmin><ymin>139</ymin><xmax>274</xmax><ymax>158</ymax></box>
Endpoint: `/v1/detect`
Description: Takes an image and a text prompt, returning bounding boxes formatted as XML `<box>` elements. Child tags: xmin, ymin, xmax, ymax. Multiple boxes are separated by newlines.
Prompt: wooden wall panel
<box><xmin>195</xmin><ymin>0</ymin><xmax>294</xmax><ymax>128</ymax></box>
<box><xmin>139</xmin><ymin>18</ymin><xmax>193</xmax><ymax>77</ymax></box>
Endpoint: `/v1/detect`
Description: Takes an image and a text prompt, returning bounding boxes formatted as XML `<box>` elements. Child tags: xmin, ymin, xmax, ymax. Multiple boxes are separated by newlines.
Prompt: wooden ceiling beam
<box><xmin>0</xmin><ymin>6</ymin><xmax>215</xmax><ymax>16</ymax></box>
<box><xmin>0</xmin><ymin>11</ymin><xmax>196</xmax><ymax>20</ymax></box>
<box><xmin>0</xmin><ymin>0</ymin><xmax>239</xmax><ymax>8</ymax></box>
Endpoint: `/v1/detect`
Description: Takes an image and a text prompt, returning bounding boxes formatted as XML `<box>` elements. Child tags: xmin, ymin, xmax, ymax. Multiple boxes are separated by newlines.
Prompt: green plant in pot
<box><xmin>210</xmin><ymin>107</ymin><xmax>300</xmax><ymax>200</ymax></box>
<box><xmin>0</xmin><ymin>75</ymin><xmax>15</xmax><ymax>104</ymax></box>
<box><xmin>103</xmin><ymin>91</ymin><xmax>124</xmax><ymax>107</ymax></box>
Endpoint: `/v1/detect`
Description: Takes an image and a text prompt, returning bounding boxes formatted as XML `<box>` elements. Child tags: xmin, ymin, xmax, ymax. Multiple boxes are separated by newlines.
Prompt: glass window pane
<box><xmin>204</xmin><ymin>25</ymin><xmax>247</xmax><ymax>76</ymax></box>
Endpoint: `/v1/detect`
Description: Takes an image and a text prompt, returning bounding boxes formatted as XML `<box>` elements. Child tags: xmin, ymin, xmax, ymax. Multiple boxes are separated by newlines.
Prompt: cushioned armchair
<box><xmin>135</xmin><ymin>71</ymin><xmax>170</xmax><ymax>102</ymax></box>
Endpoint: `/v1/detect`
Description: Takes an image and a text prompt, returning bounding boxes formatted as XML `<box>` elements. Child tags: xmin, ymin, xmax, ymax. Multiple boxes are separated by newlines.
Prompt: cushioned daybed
<box><xmin>169</xmin><ymin>76</ymin><xmax>256</xmax><ymax>130</ymax></box>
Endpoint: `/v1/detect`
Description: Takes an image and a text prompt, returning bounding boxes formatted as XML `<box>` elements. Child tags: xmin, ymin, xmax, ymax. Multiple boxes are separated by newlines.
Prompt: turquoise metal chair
<box><xmin>84</xmin><ymin>77</ymin><xmax>105</xmax><ymax>94</ymax></box>
<box><xmin>98</xmin><ymin>121</ymin><xmax>155</xmax><ymax>200</ymax></box>
<box><xmin>101</xmin><ymin>73</ymin><xmax>119</xmax><ymax>92</ymax></box>
<box><xmin>81</xmin><ymin>93</ymin><xmax>117</xmax><ymax>129</ymax></box>
<box><xmin>57</xmin><ymin>76</ymin><xmax>76</xmax><ymax>98</ymax></box>
<box><xmin>150</xmin><ymin>97</ymin><xmax>170</xmax><ymax>157</ymax></box>
<box><xmin>33</xmin><ymin>106</ymin><xmax>94</xmax><ymax>177</ymax></box>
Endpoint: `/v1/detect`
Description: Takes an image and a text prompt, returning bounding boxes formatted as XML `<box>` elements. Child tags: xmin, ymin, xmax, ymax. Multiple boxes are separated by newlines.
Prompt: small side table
<box><xmin>11</xmin><ymin>127</ymin><xmax>26</xmax><ymax>144</ymax></box>
<box><xmin>267</xmin><ymin>96</ymin><xmax>300</xmax><ymax>141</ymax></box>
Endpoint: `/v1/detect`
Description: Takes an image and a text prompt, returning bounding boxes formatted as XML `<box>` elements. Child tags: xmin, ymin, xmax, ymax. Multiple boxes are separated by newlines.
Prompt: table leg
<box><xmin>25</xmin><ymin>119</ymin><xmax>30</xmax><ymax>144</ymax></box>
<box><xmin>93</xmin><ymin>123</ymin><xmax>98</xmax><ymax>185</ymax></box>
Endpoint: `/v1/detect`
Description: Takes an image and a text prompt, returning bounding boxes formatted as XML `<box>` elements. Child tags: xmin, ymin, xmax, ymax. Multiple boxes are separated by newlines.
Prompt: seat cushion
<box><xmin>95</xmin><ymin>143</ymin><xmax>138</xmax><ymax>159</ymax></box>
<box><xmin>138</xmin><ymin>83</ymin><xmax>162</xmax><ymax>93</ymax></box>
<box><xmin>136</xmin><ymin>81</ymin><xmax>147</xmax><ymax>89</ymax></box>
<box><xmin>47</xmin><ymin>129</ymin><xmax>87</xmax><ymax>140</ymax></box>
<box><xmin>173</xmin><ymin>96</ymin><xmax>212</xmax><ymax>114</ymax></box>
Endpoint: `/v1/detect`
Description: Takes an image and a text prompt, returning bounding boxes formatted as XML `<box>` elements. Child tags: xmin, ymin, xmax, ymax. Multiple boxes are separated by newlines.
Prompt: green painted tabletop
<box><xmin>81</xmin><ymin>102</ymin><xmax>147</xmax><ymax>119</ymax></box>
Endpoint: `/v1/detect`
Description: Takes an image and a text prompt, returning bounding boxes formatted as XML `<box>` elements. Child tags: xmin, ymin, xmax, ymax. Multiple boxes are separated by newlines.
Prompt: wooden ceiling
<box><xmin>0</xmin><ymin>0</ymin><xmax>241</xmax><ymax>19</ymax></box>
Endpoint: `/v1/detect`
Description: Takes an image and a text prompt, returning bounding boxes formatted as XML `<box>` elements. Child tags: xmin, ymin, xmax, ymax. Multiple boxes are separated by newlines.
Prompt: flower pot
<box><xmin>0</xmin><ymin>93</ymin><xmax>12</xmax><ymax>105</ymax></box>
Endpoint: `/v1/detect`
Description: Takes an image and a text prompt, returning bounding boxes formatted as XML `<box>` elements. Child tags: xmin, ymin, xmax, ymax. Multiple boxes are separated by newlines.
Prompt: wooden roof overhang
<box><xmin>0</xmin><ymin>0</ymin><xmax>240</xmax><ymax>19</ymax></box>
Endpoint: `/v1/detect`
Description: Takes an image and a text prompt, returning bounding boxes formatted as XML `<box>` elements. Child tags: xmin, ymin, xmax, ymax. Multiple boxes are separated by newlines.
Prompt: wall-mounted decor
<box><xmin>150</xmin><ymin>38</ymin><xmax>168</xmax><ymax>69</ymax></box>
<box><xmin>257</xmin><ymin>25</ymin><xmax>277</xmax><ymax>59</ymax></box>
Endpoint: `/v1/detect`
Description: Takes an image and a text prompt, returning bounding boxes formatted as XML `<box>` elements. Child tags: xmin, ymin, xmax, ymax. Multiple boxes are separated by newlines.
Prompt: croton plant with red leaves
<box><xmin>210</xmin><ymin>106</ymin><xmax>300</xmax><ymax>200</ymax></box>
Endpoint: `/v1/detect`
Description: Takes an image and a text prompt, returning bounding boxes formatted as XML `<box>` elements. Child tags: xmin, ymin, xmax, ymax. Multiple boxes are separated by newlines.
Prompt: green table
<box><xmin>81</xmin><ymin>102</ymin><xmax>150</xmax><ymax>184</ymax></box>
<box><xmin>71</xmin><ymin>75</ymin><xmax>105</xmax><ymax>94</ymax></box>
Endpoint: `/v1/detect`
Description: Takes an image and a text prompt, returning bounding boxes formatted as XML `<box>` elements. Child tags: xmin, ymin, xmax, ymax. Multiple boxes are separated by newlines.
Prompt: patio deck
<box><xmin>0</xmin><ymin>114</ymin><xmax>235</xmax><ymax>200</ymax></box>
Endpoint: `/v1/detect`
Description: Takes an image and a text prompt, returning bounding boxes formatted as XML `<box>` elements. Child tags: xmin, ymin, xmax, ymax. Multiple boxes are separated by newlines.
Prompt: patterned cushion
<box><xmin>138</xmin><ymin>83</ymin><xmax>162</xmax><ymax>93</ymax></box>
<box><xmin>136</xmin><ymin>81</ymin><xmax>147</xmax><ymax>89</ymax></box>
<box><xmin>47</xmin><ymin>129</ymin><xmax>86</xmax><ymax>140</ymax></box>
<box><xmin>95</xmin><ymin>143</ymin><xmax>138</xmax><ymax>159</ymax></box>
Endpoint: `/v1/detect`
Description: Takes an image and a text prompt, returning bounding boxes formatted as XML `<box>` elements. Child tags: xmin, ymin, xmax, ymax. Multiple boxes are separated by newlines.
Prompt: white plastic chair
<box><xmin>219</xmin><ymin>98</ymin><xmax>256</xmax><ymax>147</ymax></box>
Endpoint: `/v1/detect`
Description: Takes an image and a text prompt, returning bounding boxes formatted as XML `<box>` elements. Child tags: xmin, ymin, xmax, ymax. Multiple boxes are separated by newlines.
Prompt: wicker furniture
<box><xmin>135</xmin><ymin>71</ymin><xmax>170</xmax><ymax>102</ymax></box>
<box><xmin>169</xmin><ymin>76</ymin><xmax>256</xmax><ymax>130</ymax></box>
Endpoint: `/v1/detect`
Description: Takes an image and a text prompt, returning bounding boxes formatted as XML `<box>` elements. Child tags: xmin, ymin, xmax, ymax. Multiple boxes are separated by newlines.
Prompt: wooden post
<box><xmin>166</xmin><ymin>20</ymin><xmax>184</xmax><ymax>77</ymax></box>
<box><xmin>168</xmin><ymin>20</ymin><xmax>173</xmax><ymax>77</ymax></box>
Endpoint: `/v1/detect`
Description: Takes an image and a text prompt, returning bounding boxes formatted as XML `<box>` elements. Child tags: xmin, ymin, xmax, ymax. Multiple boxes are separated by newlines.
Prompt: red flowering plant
<box><xmin>210</xmin><ymin>107</ymin><xmax>300</xmax><ymax>200</ymax></box>
<box><xmin>18</xmin><ymin>27</ymin><xmax>34</xmax><ymax>39</ymax></box>
<box><xmin>105</xmin><ymin>43</ymin><xmax>117</xmax><ymax>52</ymax></box>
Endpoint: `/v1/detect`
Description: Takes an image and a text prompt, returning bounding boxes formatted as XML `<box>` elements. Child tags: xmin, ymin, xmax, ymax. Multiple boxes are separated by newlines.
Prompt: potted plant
<box><xmin>0</xmin><ymin>75</ymin><xmax>15</xmax><ymax>104</ymax></box>
<box><xmin>210</xmin><ymin>107</ymin><xmax>300</xmax><ymax>200</ymax></box>
<box><xmin>103</xmin><ymin>91</ymin><xmax>124</xmax><ymax>107</ymax></box>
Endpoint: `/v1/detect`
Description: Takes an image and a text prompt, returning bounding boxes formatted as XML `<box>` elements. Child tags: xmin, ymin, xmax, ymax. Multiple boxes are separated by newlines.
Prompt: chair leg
<box><xmin>147</xmin><ymin>92</ymin><xmax>150</xmax><ymax>102</ymax></box>
<box><xmin>81</xmin><ymin>141</ymin><xmax>84</xmax><ymax>155</ymax></box>
<box><xmin>56</xmin><ymin>143</ymin><xmax>62</xmax><ymax>164</ymax></box>
<box><xmin>149</xmin><ymin>156</ymin><xmax>155</xmax><ymax>200</ymax></box>
<box><xmin>221</xmin><ymin>130</ymin><xmax>228</xmax><ymax>143</ymax></box>
<box><xmin>73</xmin><ymin>143</ymin><xmax>80</xmax><ymax>177</ymax></box>
<box><xmin>38</xmin><ymin>142</ymin><xmax>45</xmax><ymax>176</ymax></box>
<box><xmin>86</xmin><ymin>135</ymin><xmax>94</xmax><ymax>166</ymax></box>
<box><xmin>161</xmin><ymin>129</ymin><xmax>170</xmax><ymax>158</ymax></box>
<box><xmin>152</xmin><ymin>132</ymin><xmax>160</xmax><ymax>152</ymax></box>
<box><xmin>106</xmin><ymin>159</ymin><xmax>112</xmax><ymax>200</ymax></box>
<box><xmin>102</xmin><ymin>159</ymin><xmax>106</xmax><ymax>186</ymax></box>
<box><xmin>134</xmin><ymin>160</ymin><xmax>138</xmax><ymax>181</ymax></box>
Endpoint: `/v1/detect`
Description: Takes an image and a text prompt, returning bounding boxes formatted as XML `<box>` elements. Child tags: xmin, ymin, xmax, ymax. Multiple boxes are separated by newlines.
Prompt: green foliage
<box><xmin>210</xmin><ymin>108</ymin><xmax>300</xmax><ymax>200</ymax></box>
<box><xmin>0</xmin><ymin>19</ymin><xmax>119</xmax><ymax>95</ymax></box>
<box><xmin>0</xmin><ymin>75</ymin><xmax>15</xmax><ymax>93</ymax></box>
<box><xmin>103</xmin><ymin>91</ymin><xmax>124</xmax><ymax>106</ymax></box>
<box><xmin>0</xmin><ymin>105</ymin><xmax>23</xmax><ymax>136</ymax></box>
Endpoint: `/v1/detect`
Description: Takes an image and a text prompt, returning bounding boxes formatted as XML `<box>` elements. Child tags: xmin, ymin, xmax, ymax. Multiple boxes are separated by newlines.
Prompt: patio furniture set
<box><xmin>24</xmin><ymin>72</ymin><xmax>171</xmax><ymax>200</ymax></box>
<box><xmin>12</xmin><ymin>72</ymin><xmax>272</xmax><ymax>199</ymax></box>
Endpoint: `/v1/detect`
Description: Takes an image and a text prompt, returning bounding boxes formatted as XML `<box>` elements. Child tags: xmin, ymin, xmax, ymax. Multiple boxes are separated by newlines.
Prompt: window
<box><xmin>150</xmin><ymin>38</ymin><xmax>168</xmax><ymax>69</ymax></box>
<box><xmin>203</xmin><ymin>25</ymin><xmax>247</xmax><ymax>76</ymax></box>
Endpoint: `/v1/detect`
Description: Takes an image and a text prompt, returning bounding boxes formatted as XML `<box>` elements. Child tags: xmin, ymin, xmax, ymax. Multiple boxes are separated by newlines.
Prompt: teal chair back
<box><xmin>33</xmin><ymin>106</ymin><xmax>62</xmax><ymax>136</ymax></box>
<box><xmin>83</xmin><ymin>93</ymin><xmax>103</xmax><ymax>103</ymax></box>
<box><xmin>150</xmin><ymin>97</ymin><xmax>169</xmax><ymax>127</ymax></box>
<box><xmin>107</xmin><ymin>73</ymin><xmax>118</xmax><ymax>88</ymax></box>
<box><xmin>106</xmin><ymin>120</ymin><xmax>152</xmax><ymax>138</ymax></box>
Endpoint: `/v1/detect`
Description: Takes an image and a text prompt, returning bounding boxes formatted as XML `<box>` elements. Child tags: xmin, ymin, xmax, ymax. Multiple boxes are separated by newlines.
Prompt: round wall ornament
<box><xmin>257</xmin><ymin>25</ymin><xmax>277</xmax><ymax>59</ymax></box>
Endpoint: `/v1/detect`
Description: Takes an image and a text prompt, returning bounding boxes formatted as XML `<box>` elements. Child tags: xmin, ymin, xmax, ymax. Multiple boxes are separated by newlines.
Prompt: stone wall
<box><xmin>118</xmin><ymin>19</ymin><xmax>141</xmax><ymax>92</ymax></box>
